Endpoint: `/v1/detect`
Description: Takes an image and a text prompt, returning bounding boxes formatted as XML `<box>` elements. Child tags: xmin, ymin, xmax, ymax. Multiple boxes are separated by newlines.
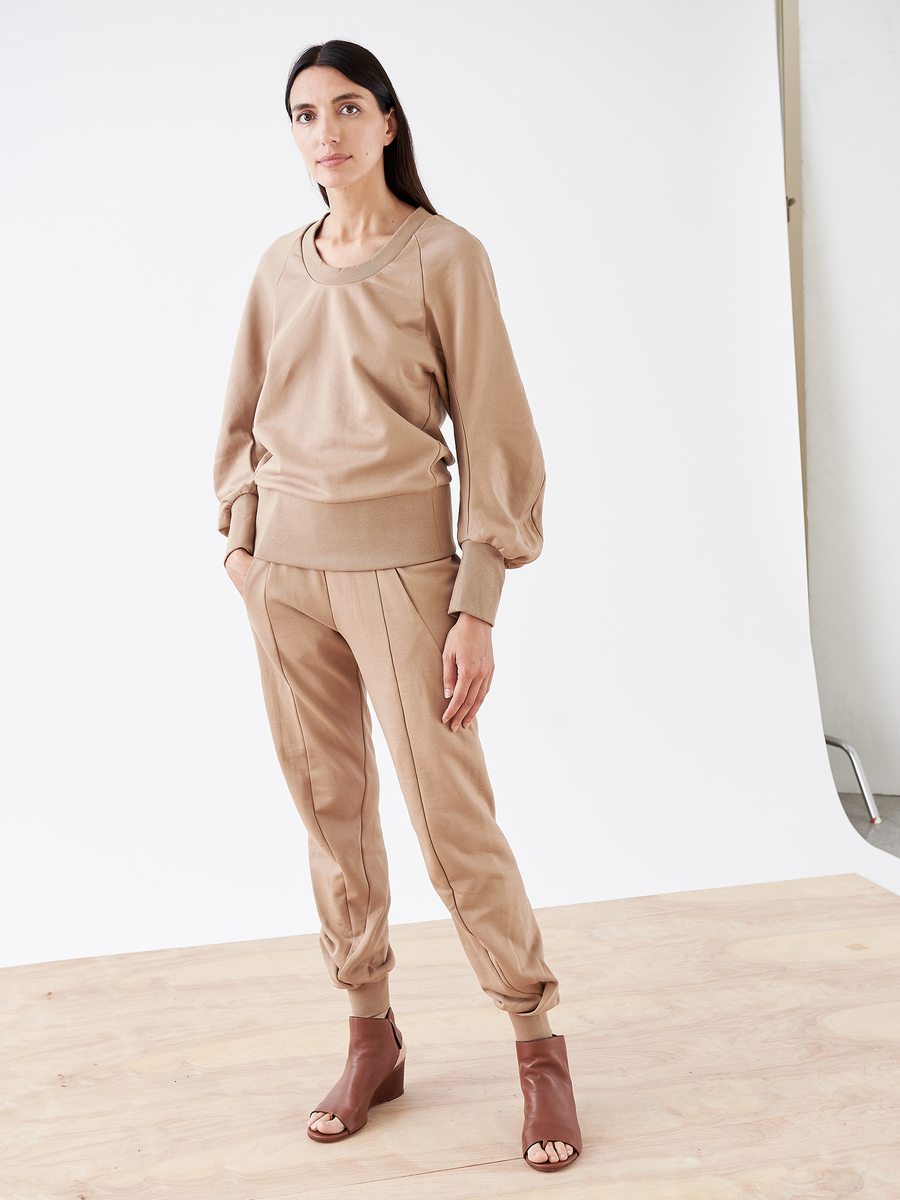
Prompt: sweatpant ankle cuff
<box><xmin>347</xmin><ymin>977</ymin><xmax>391</xmax><ymax>1018</ymax></box>
<box><xmin>509</xmin><ymin>1011</ymin><xmax>554</xmax><ymax>1041</ymax></box>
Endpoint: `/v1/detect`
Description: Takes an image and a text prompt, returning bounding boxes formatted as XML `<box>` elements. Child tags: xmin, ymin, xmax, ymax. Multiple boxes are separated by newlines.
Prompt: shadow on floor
<box><xmin>839</xmin><ymin>792</ymin><xmax>900</xmax><ymax>859</ymax></box>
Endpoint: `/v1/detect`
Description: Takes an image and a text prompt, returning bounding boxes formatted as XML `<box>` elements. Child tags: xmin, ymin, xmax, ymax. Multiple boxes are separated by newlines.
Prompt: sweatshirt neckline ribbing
<box><xmin>300</xmin><ymin>206</ymin><xmax>432</xmax><ymax>284</ymax></box>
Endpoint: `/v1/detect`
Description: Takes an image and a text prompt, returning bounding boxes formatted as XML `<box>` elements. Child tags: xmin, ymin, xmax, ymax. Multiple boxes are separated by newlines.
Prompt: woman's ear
<box><xmin>384</xmin><ymin>107</ymin><xmax>398</xmax><ymax>144</ymax></box>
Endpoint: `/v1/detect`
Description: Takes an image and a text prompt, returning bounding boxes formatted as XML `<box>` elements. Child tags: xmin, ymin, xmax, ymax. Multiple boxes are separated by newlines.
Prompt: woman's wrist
<box><xmin>455</xmin><ymin>610</ymin><xmax>492</xmax><ymax>631</ymax></box>
<box><xmin>225</xmin><ymin>547</ymin><xmax>253</xmax><ymax>570</ymax></box>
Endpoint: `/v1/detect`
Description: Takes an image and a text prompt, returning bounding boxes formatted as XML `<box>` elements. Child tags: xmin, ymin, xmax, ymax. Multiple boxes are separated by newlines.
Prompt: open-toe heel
<box><xmin>516</xmin><ymin>1033</ymin><xmax>582</xmax><ymax>1172</ymax></box>
<box><xmin>308</xmin><ymin>1007</ymin><xmax>405</xmax><ymax>1143</ymax></box>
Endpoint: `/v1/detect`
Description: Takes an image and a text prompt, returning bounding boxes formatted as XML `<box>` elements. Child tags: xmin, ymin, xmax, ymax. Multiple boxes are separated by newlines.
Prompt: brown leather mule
<box><xmin>516</xmin><ymin>1033</ymin><xmax>582</xmax><ymax>1171</ymax></box>
<box><xmin>308</xmin><ymin>1008</ymin><xmax>405</xmax><ymax>1142</ymax></box>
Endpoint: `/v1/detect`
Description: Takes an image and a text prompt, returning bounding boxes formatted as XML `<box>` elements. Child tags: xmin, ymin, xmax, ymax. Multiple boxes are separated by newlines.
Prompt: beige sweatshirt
<box><xmin>213</xmin><ymin>206</ymin><xmax>545</xmax><ymax>626</ymax></box>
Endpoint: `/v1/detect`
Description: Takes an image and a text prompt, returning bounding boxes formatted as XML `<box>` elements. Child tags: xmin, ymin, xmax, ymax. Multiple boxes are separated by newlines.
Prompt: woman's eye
<box><xmin>295</xmin><ymin>112</ymin><xmax>313</xmax><ymax>124</ymax></box>
<box><xmin>341</xmin><ymin>105</ymin><xmax>360</xmax><ymax>115</ymax></box>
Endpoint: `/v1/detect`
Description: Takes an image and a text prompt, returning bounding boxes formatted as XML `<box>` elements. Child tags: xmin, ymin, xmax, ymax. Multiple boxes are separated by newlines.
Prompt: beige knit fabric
<box><xmin>242</xmin><ymin>553</ymin><xmax>559</xmax><ymax>1016</ymax></box>
<box><xmin>213</xmin><ymin>207</ymin><xmax>545</xmax><ymax>625</ymax></box>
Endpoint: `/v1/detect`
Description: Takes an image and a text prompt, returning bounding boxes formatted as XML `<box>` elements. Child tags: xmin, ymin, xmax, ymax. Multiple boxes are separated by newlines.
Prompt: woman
<box><xmin>213</xmin><ymin>39</ymin><xmax>581</xmax><ymax>1172</ymax></box>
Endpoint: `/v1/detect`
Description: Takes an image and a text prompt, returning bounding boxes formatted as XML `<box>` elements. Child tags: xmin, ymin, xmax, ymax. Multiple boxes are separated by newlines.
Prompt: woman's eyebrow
<box><xmin>291</xmin><ymin>92</ymin><xmax>365</xmax><ymax>113</ymax></box>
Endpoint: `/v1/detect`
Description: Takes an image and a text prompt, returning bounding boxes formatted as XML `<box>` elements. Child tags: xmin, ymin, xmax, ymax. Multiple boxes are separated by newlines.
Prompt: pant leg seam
<box><xmin>259</xmin><ymin>561</ymin><xmax>354</xmax><ymax>942</ymax></box>
<box><xmin>373</xmin><ymin>571</ymin><xmax>549</xmax><ymax>1007</ymax></box>
<box><xmin>355</xmin><ymin>665</ymin><xmax>376</xmax><ymax>933</ymax></box>
<box><xmin>321</xmin><ymin>569</ymin><xmax>337</xmax><ymax>629</ymax></box>
<box><xmin>327</xmin><ymin>567</ymin><xmax>379</xmax><ymax>964</ymax></box>
<box><xmin>373</xmin><ymin>570</ymin><xmax>482</xmax><ymax>949</ymax></box>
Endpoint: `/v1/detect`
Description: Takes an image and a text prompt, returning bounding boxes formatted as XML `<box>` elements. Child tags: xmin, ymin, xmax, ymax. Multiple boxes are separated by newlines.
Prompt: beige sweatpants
<box><xmin>241</xmin><ymin>552</ymin><xmax>559</xmax><ymax>1016</ymax></box>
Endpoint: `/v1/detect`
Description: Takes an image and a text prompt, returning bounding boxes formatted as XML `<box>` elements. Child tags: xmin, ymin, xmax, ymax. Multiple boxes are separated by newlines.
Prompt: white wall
<box><xmin>801</xmin><ymin>0</ymin><xmax>900</xmax><ymax>794</ymax></box>
<box><xmin>2</xmin><ymin>0</ymin><xmax>896</xmax><ymax>971</ymax></box>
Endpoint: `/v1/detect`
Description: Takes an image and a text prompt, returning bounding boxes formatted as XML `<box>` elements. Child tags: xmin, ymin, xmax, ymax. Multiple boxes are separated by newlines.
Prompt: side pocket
<box><xmin>241</xmin><ymin>556</ymin><xmax>260</xmax><ymax>606</ymax></box>
<box><xmin>253</xmin><ymin>450</ymin><xmax>274</xmax><ymax>477</ymax></box>
<box><xmin>393</xmin><ymin>558</ymin><xmax>459</xmax><ymax>655</ymax></box>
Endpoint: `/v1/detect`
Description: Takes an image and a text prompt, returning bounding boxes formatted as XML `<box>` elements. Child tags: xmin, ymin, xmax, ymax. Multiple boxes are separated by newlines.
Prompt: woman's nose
<box><xmin>318</xmin><ymin>116</ymin><xmax>339</xmax><ymax>145</ymax></box>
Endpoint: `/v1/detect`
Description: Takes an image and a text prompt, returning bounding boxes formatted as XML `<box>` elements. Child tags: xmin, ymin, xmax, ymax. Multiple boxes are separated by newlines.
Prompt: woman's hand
<box><xmin>442</xmin><ymin>612</ymin><xmax>494</xmax><ymax>731</ymax></box>
<box><xmin>225</xmin><ymin>547</ymin><xmax>254</xmax><ymax>596</ymax></box>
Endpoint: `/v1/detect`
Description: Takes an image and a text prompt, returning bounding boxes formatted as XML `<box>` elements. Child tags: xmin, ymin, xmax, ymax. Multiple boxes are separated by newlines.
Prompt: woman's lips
<box><xmin>318</xmin><ymin>154</ymin><xmax>350</xmax><ymax>167</ymax></box>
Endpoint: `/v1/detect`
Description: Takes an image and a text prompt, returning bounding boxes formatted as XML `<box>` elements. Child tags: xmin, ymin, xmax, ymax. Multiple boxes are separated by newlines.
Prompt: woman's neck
<box><xmin>321</xmin><ymin>174</ymin><xmax>415</xmax><ymax>245</ymax></box>
<box><xmin>315</xmin><ymin>178</ymin><xmax>417</xmax><ymax>268</ymax></box>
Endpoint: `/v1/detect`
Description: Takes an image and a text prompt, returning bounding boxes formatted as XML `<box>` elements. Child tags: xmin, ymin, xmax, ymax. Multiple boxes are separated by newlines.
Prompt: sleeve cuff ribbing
<box><xmin>448</xmin><ymin>540</ymin><xmax>506</xmax><ymax>626</ymax></box>
<box><xmin>223</xmin><ymin>492</ymin><xmax>258</xmax><ymax>564</ymax></box>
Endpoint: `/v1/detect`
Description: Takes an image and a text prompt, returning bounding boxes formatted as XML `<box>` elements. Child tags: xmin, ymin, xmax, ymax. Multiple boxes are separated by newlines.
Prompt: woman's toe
<box><xmin>309</xmin><ymin>1111</ymin><xmax>345</xmax><ymax>1134</ymax></box>
<box><xmin>526</xmin><ymin>1139</ymin><xmax>576</xmax><ymax>1165</ymax></box>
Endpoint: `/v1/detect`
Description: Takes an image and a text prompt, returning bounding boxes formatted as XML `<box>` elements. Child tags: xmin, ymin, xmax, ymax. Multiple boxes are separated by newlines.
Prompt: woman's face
<box><xmin>289</xmin><ymin>66</ymin><xmax>397</xmax><ymax>194</ymax></box>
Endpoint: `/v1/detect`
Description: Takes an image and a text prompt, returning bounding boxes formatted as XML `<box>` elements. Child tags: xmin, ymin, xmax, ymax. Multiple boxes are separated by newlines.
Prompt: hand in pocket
<box><xmin>225</xmin><ymin>548</ymin><xmax>254</xmax><ymax>597</ymax></box>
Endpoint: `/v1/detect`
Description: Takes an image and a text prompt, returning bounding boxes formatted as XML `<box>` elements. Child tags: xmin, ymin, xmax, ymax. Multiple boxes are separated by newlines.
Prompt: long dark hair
<box><xmin>284</xmin><ymin>40</ymin><xmax>437</xmax><ymax>214</ymax></box>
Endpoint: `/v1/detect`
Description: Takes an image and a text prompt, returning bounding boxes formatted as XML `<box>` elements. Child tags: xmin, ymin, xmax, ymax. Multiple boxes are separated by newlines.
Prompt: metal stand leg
<box><xmin>825</xmin><ymin>735</ymin><xmax>882</xmax><ymax>824</ymax></box>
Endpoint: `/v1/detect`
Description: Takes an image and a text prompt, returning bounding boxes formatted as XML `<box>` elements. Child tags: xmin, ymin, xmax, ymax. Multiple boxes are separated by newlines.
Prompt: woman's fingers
<box><xmin>442</xmin><ymin>646</ymin><xmax>457</xmax><ymax>700</ymax></box>
<box><xmin>445</xmin><ymin>666</ymin><xmax>494</xmax><ymax>731</ymax></box>
<box><xmin>461</xmin><ymin>672</ymin><xmax>493</xmax><ymax>729</ymax></box>
<box><xmin>441</xmin><ymin>612</ymin><xmax>494</xmax><ymax>729</ymax></box>
<box><xmin>442</xmin><ymin>667</ymin><xmax>476</xmax><ymax>728</ymax></box>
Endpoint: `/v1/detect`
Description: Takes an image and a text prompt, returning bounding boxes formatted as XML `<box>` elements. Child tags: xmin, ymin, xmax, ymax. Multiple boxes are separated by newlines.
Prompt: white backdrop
<box><xmin>2</xmin><ymin>0</ymin><xmax>897</xmax><ymax>970</ymax></box>
<box><xmin>802</xmin><ymin>0</ymin><xmax>900</xmax><ymax>794</ymax></box>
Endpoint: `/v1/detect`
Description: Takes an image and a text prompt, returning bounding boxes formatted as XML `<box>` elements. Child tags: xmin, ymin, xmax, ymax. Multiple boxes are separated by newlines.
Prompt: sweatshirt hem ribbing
<box><xmin>254</xmin><ymin>485</ymin><xmax>456</xmax><ymax>571</ymax></box>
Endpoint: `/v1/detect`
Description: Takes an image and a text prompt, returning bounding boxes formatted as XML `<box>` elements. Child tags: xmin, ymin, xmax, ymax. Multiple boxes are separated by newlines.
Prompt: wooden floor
<box><xmin>4</xmin><ymin>873</ymin><xmax>900</xmax><ymax>1199</ymax></box>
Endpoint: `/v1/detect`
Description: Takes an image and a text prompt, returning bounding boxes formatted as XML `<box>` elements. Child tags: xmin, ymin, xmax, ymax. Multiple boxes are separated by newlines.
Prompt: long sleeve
<box><xmin>419</xmin><ymin>227</ymin><xmax>546</xmax><ymax>625</ymax></box>
<box><xmin>213</xmin><ymin>234</ymin><xmax>297</xmax><ymax>564</ymax></box>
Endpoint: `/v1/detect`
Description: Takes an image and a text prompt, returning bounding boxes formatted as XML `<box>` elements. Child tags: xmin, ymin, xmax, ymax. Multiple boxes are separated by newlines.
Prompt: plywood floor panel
<box><xmin>3</xmin><ymin>873</ymin><xmax>900</xmax><ymax>1199</ymax></box>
